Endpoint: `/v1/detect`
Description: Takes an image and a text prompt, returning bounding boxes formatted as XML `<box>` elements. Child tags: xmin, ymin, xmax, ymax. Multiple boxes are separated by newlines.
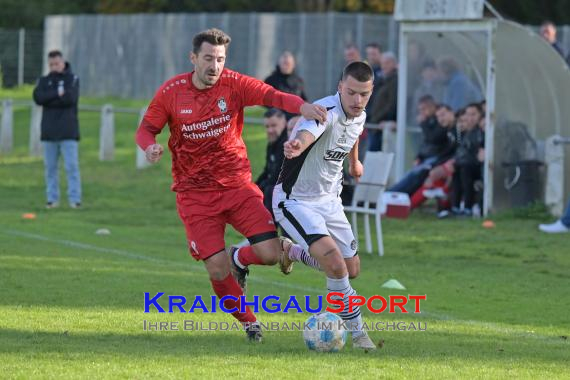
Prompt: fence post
<box><xmin>29</xmin><ymin>104</ymin><xmax>42</xmax><ymax>157</ymax></box>
<box><xmin>1</xmin><ymin>99</ymin><xmax>14</xmax><ymax>154</ymax></box>
<box><xmin>18</xmin><ymin>28</ymin><xmax>25</xmax><ymax>87</ymax></box>
<box><xmin>99</xmin><ymin>104</ymin><xmax>115</xmax><ymax>161</ymax></box>
<box><xmin>136</xmin><ymin>107</ymin><xmax>151</xmax><ymax>169</ymax></box>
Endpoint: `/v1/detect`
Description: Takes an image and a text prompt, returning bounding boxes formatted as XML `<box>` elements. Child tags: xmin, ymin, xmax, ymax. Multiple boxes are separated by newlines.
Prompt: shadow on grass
<box><xmin>0</xmin><ymin>328</ymin><xmax>567</xmax><ymax>364</ymax></box>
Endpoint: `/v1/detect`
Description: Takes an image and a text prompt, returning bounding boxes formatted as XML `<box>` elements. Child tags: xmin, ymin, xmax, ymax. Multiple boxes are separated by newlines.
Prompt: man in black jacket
<box><xmin>33</xmin><ymin>50</ymin><xmax>81</xmax><ymax>209</ymax></box>
<box><xmin>388</xmin><ymin>96</ymin><xmax>453</xmax><ymax>195</ymax></box>
<box><xmin>368</xmin><ymin>51</ymin><xmax>398</xmax><ymax>151</ymax></box>
<box><xmin>256</xmin><ymin>108</ymin><xmax>288</xmax><ymax>213</ymax></box>
<box><xmin>264</xmin><ymin>51</ymin><xmax>307</xmax><ymax>119</ymax></box>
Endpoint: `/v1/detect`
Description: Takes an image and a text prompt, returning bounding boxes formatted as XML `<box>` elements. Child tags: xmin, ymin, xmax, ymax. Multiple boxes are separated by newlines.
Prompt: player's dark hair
<box><xmin>342</xmin><ymin>61</ymin><xmax>373</xmax><ymax>82</ymax></box>
<box><xmin>264</xmin><ymin>108</ymin><xmax>285</xmax><ymax>119</ymax></box>
<box><xmin>193</xmin><ymin>28</ymin><xmax>231</xmax><ymax>54</ymax></box>
<box><xmin>47</xmin><ymin>50</ymin><xmax>62</xmax><ymax>58</ymax></box>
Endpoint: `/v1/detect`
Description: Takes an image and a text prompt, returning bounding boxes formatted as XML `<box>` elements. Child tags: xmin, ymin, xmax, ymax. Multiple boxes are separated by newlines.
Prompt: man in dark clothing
<box><xmin>388</xmin><ymin>97</ymin><xmax>453</xmax><ymax>195</ymax></box>
<box><xmin>451</xmin><ymin>103</ymin><xmax>485</xmax><ymax>216</ymax></box>
<box><xmin>416</xmin><ymin>95</ymin><xmax>451</xmax><ymax>162</ymax></box>
<box><xmin>364</xmin><ymin>43</ymin><xmax>383</xmax><ymax>118</ymax></box>
<box><xmin>368</xmin><ymin>51</ymin><xmax>398</xmax><ymax>151</ymax></box>
<box><xmin>32</xmin><ymin>50</ymin><xmax>81</xmax><ymax>209</ymax></box>
<box><xmin>540</xmin><ymin>21</ymin><xmax>569</xmax><ymax>64</ymax></box>
<box><xmin>256</xmin><ymin>108</ymin><xmax>288</xmax><ymax>213</ymax></box>
<box><xmin>264</xmin><ymin>51</ymin><xmax>307</xmax><ymax>119</ymax></box>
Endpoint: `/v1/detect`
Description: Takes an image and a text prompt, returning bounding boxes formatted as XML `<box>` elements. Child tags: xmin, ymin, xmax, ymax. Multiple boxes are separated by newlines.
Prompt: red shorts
<box><xmin>176</xmin><ymin>182</ymin><xmax>277</xmax><ymax>261</ymax></box>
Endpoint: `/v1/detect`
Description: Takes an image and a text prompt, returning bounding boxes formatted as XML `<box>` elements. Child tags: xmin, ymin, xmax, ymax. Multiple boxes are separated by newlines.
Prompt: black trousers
<box><xmin>452</xmin><ymin>163</ymin><xmax>482</xmax><ymax>210</ymax></box>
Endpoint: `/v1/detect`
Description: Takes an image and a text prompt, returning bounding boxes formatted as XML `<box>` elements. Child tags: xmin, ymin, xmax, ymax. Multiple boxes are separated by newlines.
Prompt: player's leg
<box><xmin>272</xmin><ymin>194</ymin><xmax>325</xmax><ymax>274</ymax></box>
<box><xmin>344</xmin><ymin>255</ymin><xmax>360</xmax><ymax>279</ymax></box>
<box><xmin>278</xmin><ymin>236</ymin><xmax>321</xmax><ymax>274</ymax></box>
<box><xmin>226</xmin><ymin>183</ymin><xmax>281</xmax><ymax>291</ymax></box>
<box><xmin>43</xmin><ymin>141</ymin><xmax>60</xmax><ymax>206</ymax></box>
<box><xmin>326</xmin><ymin>199</ymin><xmax>360</xmax><ymax>279</ymax></box>
<box><xmin>308</xmin><ymin>236</ymin><xmax>375</xmax><ymax>350</ymax></box>
<box><xmin>204</xmin><ymin>251</ymin><xmax>262</xmax><ymax>342</ymax></box>
<box><xmin>176</xmin><ymin>192</ymin><xmax>262</xmax><ymax>342</ymax></box>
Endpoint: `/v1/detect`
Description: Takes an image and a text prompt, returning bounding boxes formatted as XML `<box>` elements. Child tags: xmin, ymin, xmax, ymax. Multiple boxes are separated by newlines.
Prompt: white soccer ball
<box><xmin>303</xmin><ymin>312</ymin><xmax>347</xmax><ymax>352</ymax></box>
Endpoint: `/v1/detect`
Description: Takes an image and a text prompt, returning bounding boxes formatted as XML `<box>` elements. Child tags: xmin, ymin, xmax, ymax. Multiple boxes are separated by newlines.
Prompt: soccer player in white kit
<box><xmin>272</xmin><ymin>61</ymin><xmax>376</xmax><ymax>350</ymax></box>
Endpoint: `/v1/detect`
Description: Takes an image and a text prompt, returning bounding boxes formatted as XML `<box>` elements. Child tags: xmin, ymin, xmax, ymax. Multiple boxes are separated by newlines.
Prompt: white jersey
<box><xmin>275</xmin><ymin>93</ymin><xmax>365</xmax><ymax>201</ymax></box>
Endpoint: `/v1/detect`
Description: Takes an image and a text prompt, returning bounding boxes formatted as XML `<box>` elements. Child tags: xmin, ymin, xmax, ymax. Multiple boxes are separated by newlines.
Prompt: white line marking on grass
<box><xmin>2</xmin><ymin>229</ymin><xmax>323</xmax><ymax>294</ymax></box>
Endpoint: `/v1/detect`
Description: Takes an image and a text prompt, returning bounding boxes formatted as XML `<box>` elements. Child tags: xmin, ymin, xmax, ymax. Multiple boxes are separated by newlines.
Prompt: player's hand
<box><xmin>349</xmin><ymin>160</ymin><xmax>363</xmax><ymax>182</ymax></box>
<box><xmin>284</xmin><ymin>139</ymin><xmax>302</xmax><ymax>159</ymax></box>
<box><xmin>145</xmin><ymin>143</ymin><xmax>164</xmax><ymax>163</ymax></box>
<box><xmin>300</xmin><ymin>103</ymin><xmax>327</xmax><ymax>124</ymax></box>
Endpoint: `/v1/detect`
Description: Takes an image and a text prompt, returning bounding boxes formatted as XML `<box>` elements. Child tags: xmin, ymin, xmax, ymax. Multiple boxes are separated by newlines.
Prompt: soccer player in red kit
<box><xmin>135</xmin><ymin>28</ymin><xmax>327</xmax><ymax>342</ymax></box>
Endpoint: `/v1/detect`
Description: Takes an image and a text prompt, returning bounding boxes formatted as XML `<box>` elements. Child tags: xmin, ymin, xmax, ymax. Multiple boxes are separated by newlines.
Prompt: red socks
<box><xmin>210</xmin><ymin>273</ymin><xmax>256</xmax><ymax>323</ymax></box>
<box><xmin>235</xmin><ymin>246</ymin><xmax>264</xmax><ymax>267</ymax></box>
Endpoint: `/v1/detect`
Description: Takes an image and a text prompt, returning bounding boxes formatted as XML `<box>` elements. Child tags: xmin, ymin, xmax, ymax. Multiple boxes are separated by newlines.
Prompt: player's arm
<box><xmin>284</xmin><ymin>130</ymin><xmax>316</xmax><ymax>159</ymax></box>
<box><xmin>238</xmin><ymin>74</ymin><xmax>327</xmax><ymax>123</ymax></box>
<box><xmin>135</xmin><ymin>88</ymin><xmax>169</xmax><ymax>163</ymax></box>
<box><xmin>348</xmin><ymin>143</ymin><xmax>363</xmax><ymax>182</ymax></box>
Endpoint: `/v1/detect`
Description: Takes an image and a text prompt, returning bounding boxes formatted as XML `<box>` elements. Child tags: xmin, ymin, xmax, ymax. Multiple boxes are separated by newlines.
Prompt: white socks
<box><xmin>326</xmin><ymin>275</ymin><xmax>364</xmax><ymax>337</ymax></box>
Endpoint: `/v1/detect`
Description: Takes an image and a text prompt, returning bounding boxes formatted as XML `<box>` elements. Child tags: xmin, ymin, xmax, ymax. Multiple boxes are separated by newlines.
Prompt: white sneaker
<box><xmin>538</xmin><ymin>220</ymin><xmax>570</xmax><ymax>234</ymax></box>
<box><xmin>423</xmin><ymin>188</ymin><xmax>446</xmax><ymax>199</ymax></box>
<box><xmin>352</xmin><ymin>331</ymin><xmax>376</xmax><ymax>351</ymax></box>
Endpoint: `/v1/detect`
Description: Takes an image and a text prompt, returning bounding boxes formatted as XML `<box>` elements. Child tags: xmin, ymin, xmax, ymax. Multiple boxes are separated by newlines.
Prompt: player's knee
<box><xmin>328</xmin><ymin>252</ymin><xmax>347</xmax><ymax>277</ymax></box>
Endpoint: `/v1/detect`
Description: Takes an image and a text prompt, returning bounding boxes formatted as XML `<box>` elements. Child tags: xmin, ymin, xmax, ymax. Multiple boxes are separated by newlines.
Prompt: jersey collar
<box><xmin>335</xmin><ymin>92</ymin><xmax>354</xmax><ymax>124</ymax></box>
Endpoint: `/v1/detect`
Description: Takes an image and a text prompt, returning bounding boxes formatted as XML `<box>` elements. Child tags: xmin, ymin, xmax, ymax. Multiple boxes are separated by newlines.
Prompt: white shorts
<box><xmin>272</xmin><ymin>186</ymin><xmax>358</xmax><ymax>258</ymax></box>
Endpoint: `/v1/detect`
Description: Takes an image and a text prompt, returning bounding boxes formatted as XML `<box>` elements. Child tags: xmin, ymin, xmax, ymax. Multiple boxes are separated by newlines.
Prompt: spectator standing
<box><xmin>264</xmin><ymin>51</ymin><xmax>308</xmax><ymax>119</ymax></box>
<box><xmin>368</xmin><ymin>52</ymin><xmax>398</xmax><ymax>151</ymax></box>
<box><xmin>256</xmin><ymin>109</ymin><xmax>288</xmax><ymax>213</ymax></box>
<box><xmin>33</xmin><ymin>50</ymin><xmax>82</xmax><ymax>209</ymax></box>
<box><xmin>539</xmin><ymin>21</ymin><xmax>569</xmax><ymax>64</ymax></box>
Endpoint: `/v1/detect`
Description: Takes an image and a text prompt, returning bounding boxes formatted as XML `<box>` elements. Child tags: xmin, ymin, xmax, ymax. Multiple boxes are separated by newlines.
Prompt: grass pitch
<box><xmin>0</xmin><ymin>88</ymin><xmax>568</xmax><ymax>379</ymax></box>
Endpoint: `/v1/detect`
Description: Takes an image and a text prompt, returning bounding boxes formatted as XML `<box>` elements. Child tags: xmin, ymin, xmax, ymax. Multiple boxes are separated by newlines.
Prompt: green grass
<box><xmin>0</xmin><ymin>88</ymin><xmax>569</xmax><ymax>379</ymax></box>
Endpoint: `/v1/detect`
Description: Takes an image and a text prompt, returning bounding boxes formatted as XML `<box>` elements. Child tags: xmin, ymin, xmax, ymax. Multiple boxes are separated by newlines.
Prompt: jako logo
<box><xmin>180</xmin><ymin>109</ymin><xmax>193</xmax><ymax>114</ymax></box>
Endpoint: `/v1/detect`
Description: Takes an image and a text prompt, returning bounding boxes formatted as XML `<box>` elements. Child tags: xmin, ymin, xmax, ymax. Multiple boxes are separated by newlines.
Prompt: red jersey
<box><xmin>137</xmin><ymin>69</ymin><xmax>304</xmax><ymax>192</ymax></box>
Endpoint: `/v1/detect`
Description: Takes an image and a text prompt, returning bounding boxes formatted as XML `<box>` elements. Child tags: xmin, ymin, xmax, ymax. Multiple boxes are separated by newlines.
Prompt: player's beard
<box><xmin>198</xmin><ymin>70</ymin><xmax>220</xmax><ymax>87</ymax></box>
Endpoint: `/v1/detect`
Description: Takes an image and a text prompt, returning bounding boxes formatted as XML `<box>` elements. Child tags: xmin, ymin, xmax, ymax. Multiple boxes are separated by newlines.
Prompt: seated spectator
<box><xmin>451</xmin><ymin>103</ymin><xmax>485</xmax><ymax>216</ymax></box>
<box><xmin>368</xmin><ymin>52</ymin><xmax>398</xmax><ymax>151</ymax></box>
<box><xmin>256</xmin><ymin>109</ymin><xmax>288</xmax><ymax>212</ymax></box>
<box><xmin>408</xmin><ymin>104</ymin><xmax>459</xmax><ymax>215</ymax></box>
<box><xmin>388</xmin><ymin>101</ymin><xmax>454</xmax><ymax>196</ymax></box>
<box><xmin>539</xmin><ymin>198</ymin><xmax>570</xmax><ymax>233</ymax></box>
<box><xmin>264</xmin><ymin>51</ymin><xmax>307</xmax><ymax>119</ymax></box>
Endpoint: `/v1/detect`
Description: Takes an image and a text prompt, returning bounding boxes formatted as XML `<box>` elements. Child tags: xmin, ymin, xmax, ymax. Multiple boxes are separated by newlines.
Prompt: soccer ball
<box><xmin>303</xmin><ymin>312</ymin><xmax>347</xmax><ymax>352</ymax></box>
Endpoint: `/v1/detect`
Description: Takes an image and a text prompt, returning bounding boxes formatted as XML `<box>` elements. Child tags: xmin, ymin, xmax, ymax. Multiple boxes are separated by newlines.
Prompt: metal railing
<box><xmin>1</xmin><ymin>98</ymin><xmax>406</xmax><ymax>170</ymax></box>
